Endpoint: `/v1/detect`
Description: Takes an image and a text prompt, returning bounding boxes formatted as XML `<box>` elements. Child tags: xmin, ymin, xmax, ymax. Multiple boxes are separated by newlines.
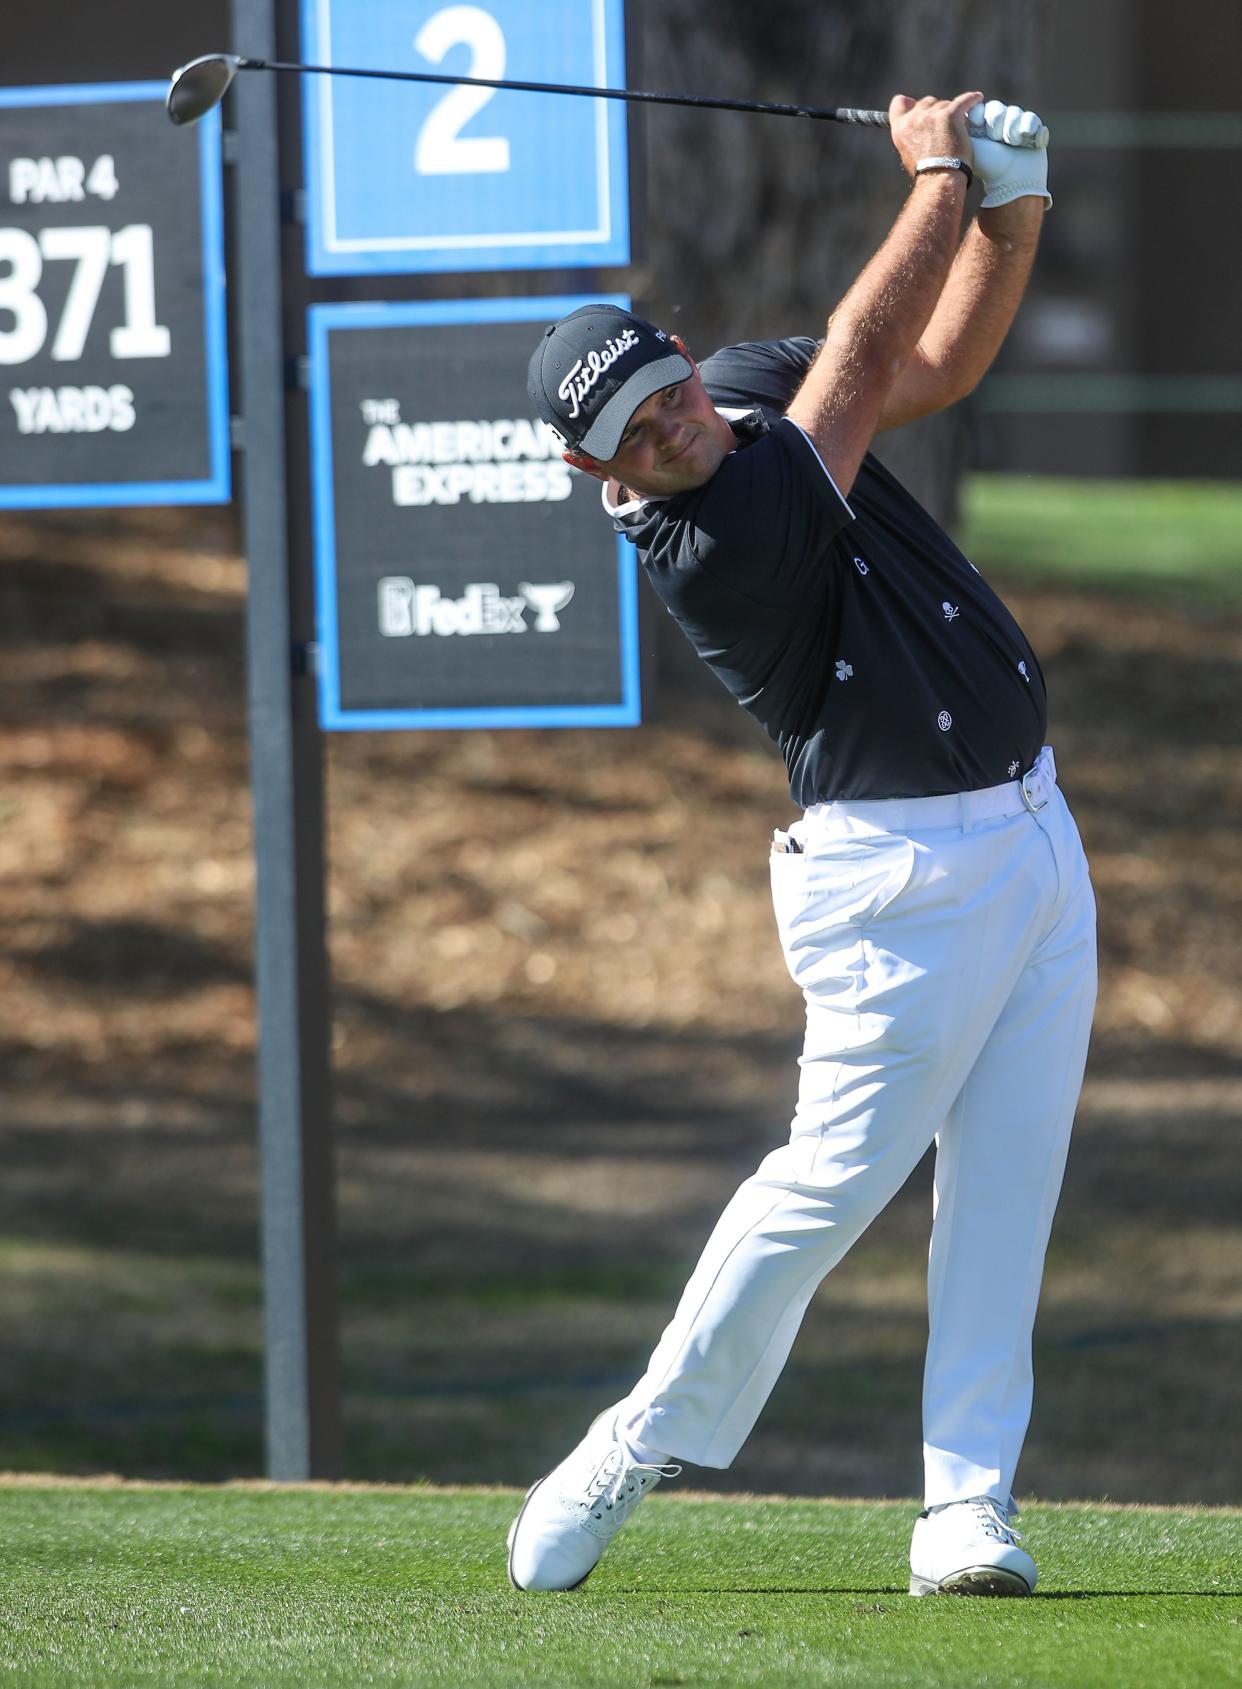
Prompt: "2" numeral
<box><xmin>413</xmin><ymin>5</ymin><xmax>512</xmax><ymax>177</ymax></box>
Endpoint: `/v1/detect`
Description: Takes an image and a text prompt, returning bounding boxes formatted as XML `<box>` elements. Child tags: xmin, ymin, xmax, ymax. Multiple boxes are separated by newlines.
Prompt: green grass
<box><xmin>0</xmin><ymin>1486</ymin><xmax>1238</xmax><ymax>1688</ymax></box>
<box><xmin>960</xmin><ymin>476</ymin><xmax>1242</xmax><ymax>603</ymax></box>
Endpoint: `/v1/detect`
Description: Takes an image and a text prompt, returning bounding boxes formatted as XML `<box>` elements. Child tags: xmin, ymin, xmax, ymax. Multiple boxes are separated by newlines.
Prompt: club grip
<box><xmin>830</xmin><ymin>106</ymin><xmax>891</xmax><ymax>127</ymax></box>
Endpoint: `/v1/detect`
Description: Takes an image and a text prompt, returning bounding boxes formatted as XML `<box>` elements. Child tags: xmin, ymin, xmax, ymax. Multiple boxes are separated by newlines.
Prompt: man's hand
<box><xmin>968</xmin><ymin>101</ymin><xmax>1052</xmax><ymax>209</ymax></box>
<box><xmin>888</xmin><ymin>91</ymin><xmax>983</xmax><ymax>180</ymax></box>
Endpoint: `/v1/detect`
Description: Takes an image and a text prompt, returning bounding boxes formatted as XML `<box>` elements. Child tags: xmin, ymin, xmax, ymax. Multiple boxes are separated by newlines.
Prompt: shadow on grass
<box><xmin>617</xmin><ymin>1586</ymin><xmax>909</xmax><ymax>1597</ymax></box>
<box><xmin>1039</xmin><ymin>1590</ymin><xmax>1242</xmax><ymax>1600</ymax></box>
<box><xmin>621</xmin><ymin>1587</ymin><xmax>1242</xmax><ymax>1599</ymax></box>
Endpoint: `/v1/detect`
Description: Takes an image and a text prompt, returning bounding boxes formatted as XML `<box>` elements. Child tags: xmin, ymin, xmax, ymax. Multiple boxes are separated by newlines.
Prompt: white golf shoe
<box><xmin>507</xmin><ymin>1410</ymin><xmax>681</xmax><ymax>1591</ymax></box>
<box><xmin>909</xmin><ymin>1495</ymin><xmax>1037</xmax><ymax>1596</ymax></box>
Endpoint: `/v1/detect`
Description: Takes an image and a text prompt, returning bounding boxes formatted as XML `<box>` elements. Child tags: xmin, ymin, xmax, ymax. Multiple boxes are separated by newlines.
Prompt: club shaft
<box><xmin>237</xmin><ymin>56</ymin><xmax>890</xmax><ymax>127</ymax></box>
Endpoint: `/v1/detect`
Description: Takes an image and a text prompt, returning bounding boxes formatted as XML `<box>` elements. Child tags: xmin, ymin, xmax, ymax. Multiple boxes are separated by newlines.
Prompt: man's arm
<box><xmin>876</xmin><ymin>198</ymin><xmax>1044</xmax><ymax>430</ymax></box>
<box><xmin>784</xmin><ymin>91</ymin><xmax>981</xmax><ymax>496</ymax></box>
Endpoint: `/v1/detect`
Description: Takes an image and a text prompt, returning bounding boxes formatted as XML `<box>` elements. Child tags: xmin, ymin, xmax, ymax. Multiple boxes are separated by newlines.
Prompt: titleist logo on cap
<box><xmin>556</xmin><ymin>329</ymin><xmax>643</xmax><ymax>419</ymax></box>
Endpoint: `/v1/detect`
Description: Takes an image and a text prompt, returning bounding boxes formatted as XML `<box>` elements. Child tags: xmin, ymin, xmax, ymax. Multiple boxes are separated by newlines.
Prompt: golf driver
<box><xmin>166</xmin><ymin>51</ymin><xmax>894</xmax><ymax>130</ymax></box>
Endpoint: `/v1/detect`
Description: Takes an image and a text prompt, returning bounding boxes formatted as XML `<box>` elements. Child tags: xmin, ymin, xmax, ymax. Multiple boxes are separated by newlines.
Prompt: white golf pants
<box><xmin>618</xmin><ymin>747</ymin><xmax>1096</xmax><ymax>1506</ymax></box>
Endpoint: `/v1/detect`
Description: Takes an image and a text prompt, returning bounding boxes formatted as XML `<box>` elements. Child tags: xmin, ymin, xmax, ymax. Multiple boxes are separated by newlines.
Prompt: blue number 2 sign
<box><xmin>301</xmin><ymin>0</ymin><xmax>630</xmax><ymax>275</ymax></box>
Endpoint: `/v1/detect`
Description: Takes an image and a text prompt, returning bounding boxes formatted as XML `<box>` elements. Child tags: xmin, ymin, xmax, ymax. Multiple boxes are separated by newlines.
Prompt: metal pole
<box><xmin>230</xmin><ymin>0</ymin><xmax>342</xmax><ymax>1480</ymax></box>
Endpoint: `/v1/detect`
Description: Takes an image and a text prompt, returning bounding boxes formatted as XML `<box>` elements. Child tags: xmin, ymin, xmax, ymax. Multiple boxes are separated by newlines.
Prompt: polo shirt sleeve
<box><xmin>699</xmin><ymin>337</ymin><xmax>822</xmax><ymax>414</ymax></box>
<box><xmin>682</xmin><ymin>418</ymin><xmax>854</xmax><ymax>609</ymax></box>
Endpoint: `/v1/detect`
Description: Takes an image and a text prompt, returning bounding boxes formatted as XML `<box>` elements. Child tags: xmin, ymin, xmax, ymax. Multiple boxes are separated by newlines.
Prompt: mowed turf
<box><xmin>960</xmin><ymin>475</ymin><xmax>1242</xmax><ymax>603</ymax></box>
<box><xmin>0</xmin><ymin>1485</ymin><xmax>1238</xmax><ymax>1688</ymax></box>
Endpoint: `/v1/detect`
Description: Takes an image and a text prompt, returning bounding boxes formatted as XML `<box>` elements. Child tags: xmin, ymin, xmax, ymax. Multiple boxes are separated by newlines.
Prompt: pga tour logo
<box><xmin>378</xmin><ymin>577</ymin><xmax>575</xmax><ymax>638</ymax></box>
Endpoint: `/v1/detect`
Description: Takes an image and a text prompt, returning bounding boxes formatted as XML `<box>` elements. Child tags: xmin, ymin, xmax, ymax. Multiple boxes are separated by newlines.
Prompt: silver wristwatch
<box><xmin>915</xmin><ymin>155</ymin><xmax>974</xmax><ymax>188</ymax></box>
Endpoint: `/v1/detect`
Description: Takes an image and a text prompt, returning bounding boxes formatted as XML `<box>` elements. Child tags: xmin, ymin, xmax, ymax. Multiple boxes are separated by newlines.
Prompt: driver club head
<box><xmin>166</xmin><ymin>53</ymin><xmax>242</xmax><ymax>126</ymax></box>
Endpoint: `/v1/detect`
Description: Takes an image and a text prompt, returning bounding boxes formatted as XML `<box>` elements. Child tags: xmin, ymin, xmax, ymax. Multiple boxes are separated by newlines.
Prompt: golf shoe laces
<box><xmin>966</xmin><ymin>1495</ymin><xmax>1023</xmax><ymax>1546</ymax></box>
<box><xmin>585</xmin><ymin>1446</ymin><xmax>681</xmax><ymax>1526</ymax></box>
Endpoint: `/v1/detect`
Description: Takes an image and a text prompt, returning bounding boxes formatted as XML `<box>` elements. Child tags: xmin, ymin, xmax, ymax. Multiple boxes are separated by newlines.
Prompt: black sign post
<box><xmin>0</xmin><ymin>82</ymin><xmax>229</xmax><ymax>509</ymax></box>
<box><xmin>230</xmin><ymin>0</ymin><xmax>342</xmax><ymax>1481</ymax></box>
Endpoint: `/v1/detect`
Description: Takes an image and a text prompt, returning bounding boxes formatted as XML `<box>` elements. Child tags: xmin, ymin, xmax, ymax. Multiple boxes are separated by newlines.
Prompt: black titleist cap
<box><xmin>527</xmin><ymin>304</ymin><xmax>693</xmax><ymax>461</ymax></box>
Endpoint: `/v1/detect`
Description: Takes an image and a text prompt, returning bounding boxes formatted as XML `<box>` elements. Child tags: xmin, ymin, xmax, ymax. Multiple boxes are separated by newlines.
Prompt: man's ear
<box><xmin>564</xmin><ymin>448</ymin><xmax>608</xmax><ymax>484</ymax></box>
<box><xmin>670</xmin><ymin>333</ymin><xmax>698</xmax><ymax>372</ymax></box>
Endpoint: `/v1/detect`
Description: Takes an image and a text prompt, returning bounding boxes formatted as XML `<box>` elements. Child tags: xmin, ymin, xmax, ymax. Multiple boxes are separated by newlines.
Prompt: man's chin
<box><xmin>640</xmin><ymin>447</ymin><xmax>721</xmax><ymax>497</ymax></box>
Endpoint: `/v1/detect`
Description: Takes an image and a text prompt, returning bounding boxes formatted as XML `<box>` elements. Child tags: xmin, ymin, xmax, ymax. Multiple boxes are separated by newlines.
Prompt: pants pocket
<box><xmin>771</xmin><ymin>836</ymin><xmax>917</xmax><ymax>994</ymax></box>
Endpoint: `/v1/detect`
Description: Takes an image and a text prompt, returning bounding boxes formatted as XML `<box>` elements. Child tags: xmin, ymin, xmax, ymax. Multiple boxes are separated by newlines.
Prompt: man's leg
<box><xmin>510</xmin><ymin>956</ymin><xmax>974</xmax><ymax>1591</ymax></box>
<box><xmin>922</xmin><ymin>791</ymin><xmax>1097</xmax><ymax>1507</ymax></box>
<box><xmin>910</xmin><ymin>932</ymin><xmax>1094</xmax><ymax>1592</ymax></box>
<box><xmin>910</xmin><ymin>792</ymin><xmax>1096</xmax><ymax>1597</ymax></box>
<box><xmin>508</xmin><ymin>1048</ymin><xmax>951</xmax><ymax>1593</ymax></box>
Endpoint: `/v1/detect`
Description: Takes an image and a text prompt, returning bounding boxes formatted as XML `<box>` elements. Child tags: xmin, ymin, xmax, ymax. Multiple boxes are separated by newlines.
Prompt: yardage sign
<box><xmin>301</xmin><ymin>0</ymin><xmax>629</xmax><ymax>275</ymax></box>
<box><xmin>307</xmin><ymin>295</ymin><xmax>640</xmax><ymax>729</ymax></box>
<box><xmin>0</xmin><ymin>84</ymin><xmax>229</xmax><ymax>509</ymax></box>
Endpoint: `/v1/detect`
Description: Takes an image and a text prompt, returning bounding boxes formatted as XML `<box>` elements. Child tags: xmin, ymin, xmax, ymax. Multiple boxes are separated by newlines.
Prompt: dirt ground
<box><xmin>0</xmin><ymin>507</ymin><xmax>1239</xmax><ymax>1502</ymax></box>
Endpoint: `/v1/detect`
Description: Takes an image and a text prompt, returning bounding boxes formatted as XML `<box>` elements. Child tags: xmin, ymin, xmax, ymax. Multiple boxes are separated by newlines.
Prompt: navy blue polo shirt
<box><xmin>609</xmin><ymin>336</ymin><xmax>1047</xmax><ymax>804</ymax></box>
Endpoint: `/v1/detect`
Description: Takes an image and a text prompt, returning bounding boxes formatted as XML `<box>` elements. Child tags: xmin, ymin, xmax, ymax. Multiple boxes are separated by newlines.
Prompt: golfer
<box><xmin>511</xmin><ymin>90</ymin><xmax>1096</xmax><ymax>1598</ymax></box>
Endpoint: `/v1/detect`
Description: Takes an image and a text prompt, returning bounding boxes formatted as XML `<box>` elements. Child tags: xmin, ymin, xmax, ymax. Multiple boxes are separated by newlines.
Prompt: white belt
<box><xmin>799</xmin><ymin>746</ymin><xmax>1057</xmax><ymax>836</ymax></box>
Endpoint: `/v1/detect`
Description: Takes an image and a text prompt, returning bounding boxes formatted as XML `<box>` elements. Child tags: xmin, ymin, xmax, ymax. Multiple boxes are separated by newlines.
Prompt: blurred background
<box><xmin>2</xmin><ymin>0</ymin><xmax>1239</xmax><ymax>1502</ymax></box>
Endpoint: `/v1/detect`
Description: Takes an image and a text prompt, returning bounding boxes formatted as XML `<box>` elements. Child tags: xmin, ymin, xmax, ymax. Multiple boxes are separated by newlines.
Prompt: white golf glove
<box><xmin>968</xmin><ymin>100</ymin><xmax>1052</xmax><ymax>209</ymax></box>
